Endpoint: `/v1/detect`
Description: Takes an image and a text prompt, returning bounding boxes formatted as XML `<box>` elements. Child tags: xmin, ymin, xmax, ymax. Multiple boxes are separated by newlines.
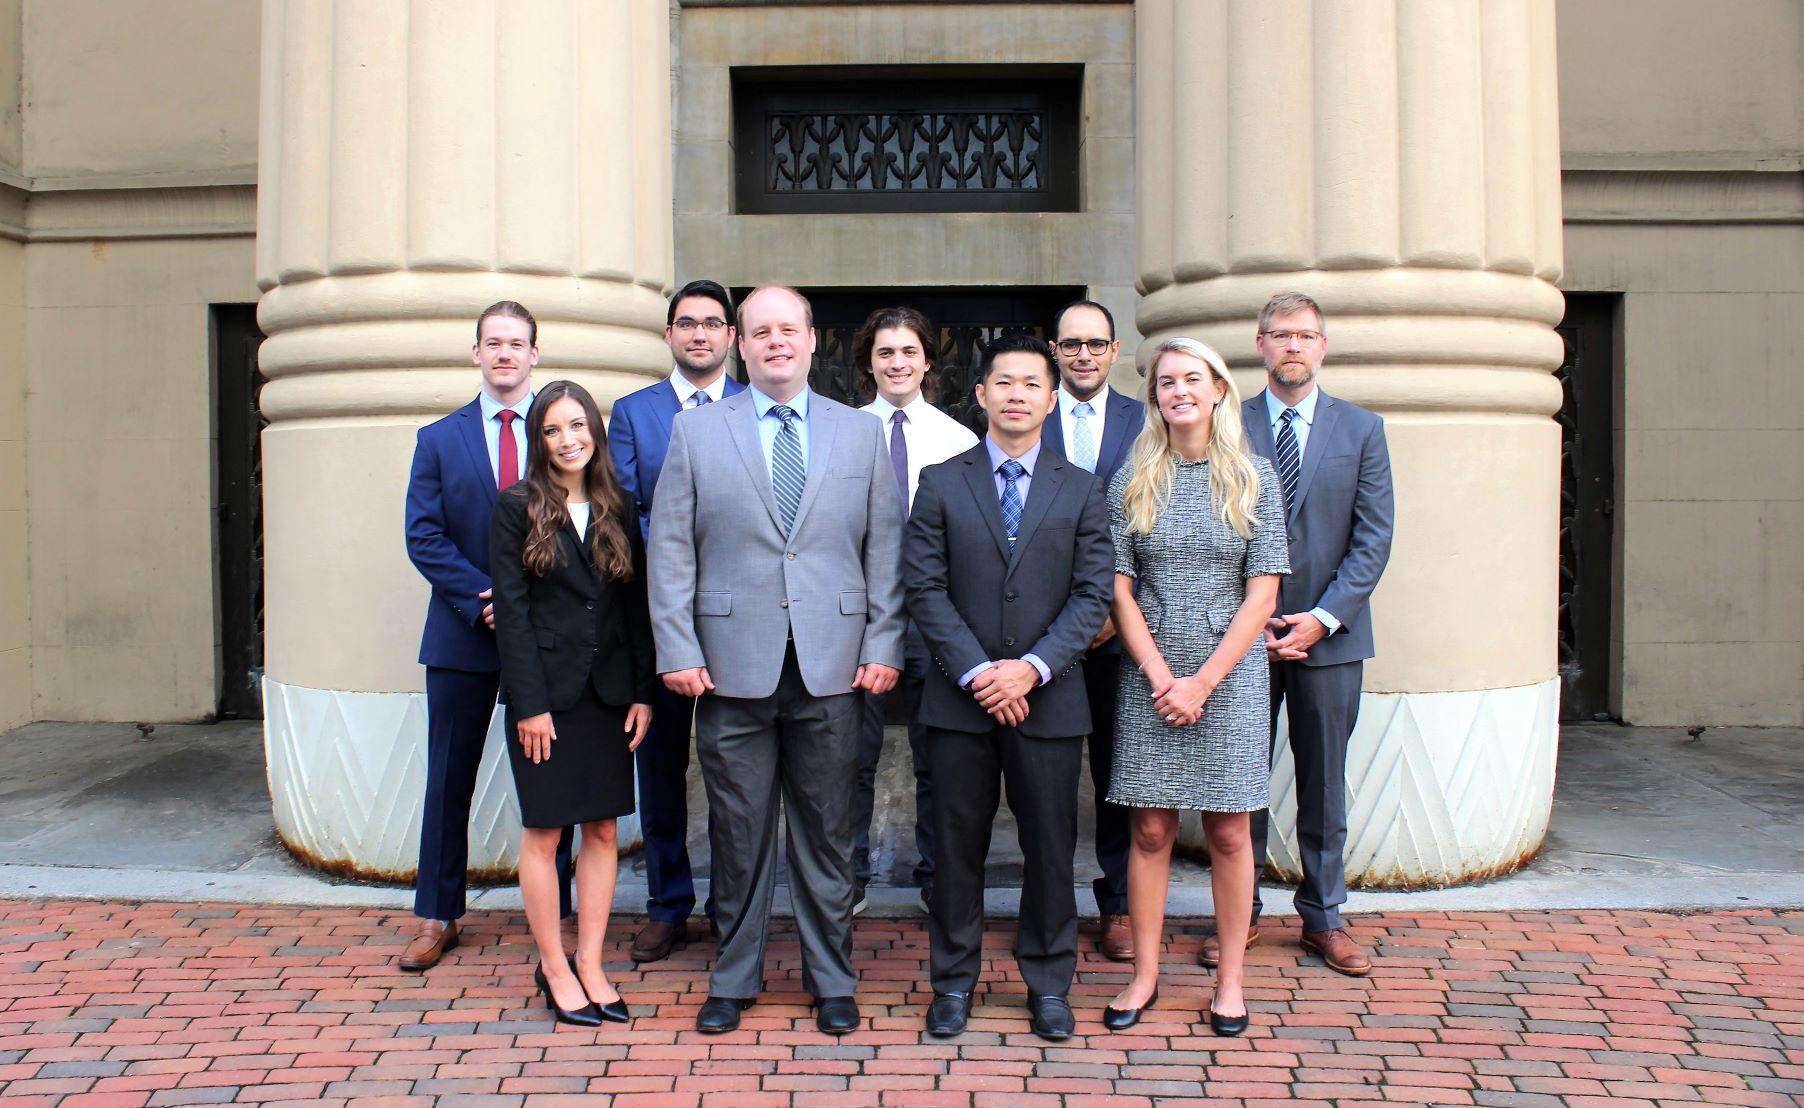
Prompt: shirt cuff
<box><xmin>1022</xmin><ymin>654</ymin><xmax>1052</xmax><ymax>685</ymax></box>
<box><xmin>1310</xmin><ymin>606</ymin><xmax>1341</xmax><ymax>635</ymax></box>
<box><xmin>957</xmin><ymin>660</ymin><xmax>993</xmax><ymax>689</ymax></box>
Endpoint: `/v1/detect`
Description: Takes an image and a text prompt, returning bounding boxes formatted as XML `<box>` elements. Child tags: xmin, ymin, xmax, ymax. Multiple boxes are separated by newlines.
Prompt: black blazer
<box><xmin>904</xmin><ymin>442</ymin><xmax>1114</xmax><ymax>738</ymax></box>
<box><xmin>489</xmin><ymin>487</ymin><xmax>657</xmax><ymax>719</ymax></box>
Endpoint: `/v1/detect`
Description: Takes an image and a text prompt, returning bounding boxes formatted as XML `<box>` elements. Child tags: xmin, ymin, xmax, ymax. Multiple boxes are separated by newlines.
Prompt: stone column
<box><xmin>256</xmin><ymin>0</ymin><xmax>672</xmax><ymax>878</ymax></box>
<box><xmin>1139</xmin><ymin>0</ymin><xmax>1566</xmax><ymax>885</ymax></box>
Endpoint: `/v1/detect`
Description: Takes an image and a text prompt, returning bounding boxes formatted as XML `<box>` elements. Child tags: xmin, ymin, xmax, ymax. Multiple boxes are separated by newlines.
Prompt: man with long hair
<box><xmin>399</xmin><ymin>301</ymin><xmax>572</xmax><ymax>971</ymax></box>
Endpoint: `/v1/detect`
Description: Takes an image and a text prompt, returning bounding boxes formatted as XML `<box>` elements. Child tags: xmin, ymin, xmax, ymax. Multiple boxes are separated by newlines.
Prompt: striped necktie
<box><xmin>770</xmin><ymin>404</ymin><xmax>805</xmax><ymax>534</ymax></box>
<box><xmin>999</xmin><ymin>458</ymin><xmax>1025</xmax><ymax>542</ymax></box>
<box><xmin>1275</xmin><ymin>407</ymin><xmax>1301</xmax><ymax>514</ymax></box>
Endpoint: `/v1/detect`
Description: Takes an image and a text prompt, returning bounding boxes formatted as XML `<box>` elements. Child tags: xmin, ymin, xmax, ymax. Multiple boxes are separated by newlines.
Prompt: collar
<box><xmin>1264</xmin><ymin>384</ymin><xmax>1320</xmax><ymax>426</ymax></box>
<box><xmin>669</xmin><ymin>366</ymin><xmax>727</xmax><ymax>405</ymax></box>
<box><xmin>985</xmin><ymin>436</ymin><xmax>1042</xmax><ymax>476</ymax></box>
<box><xmin>1059</xmin><ymin>384</ymin><xmax>1111</xmax><ymax>417</ymax></box>
<box><xmin>750</xmin><ymin>383</ymin><xmax>811</xmax><ymax>420</ymax></box>
<box><xmin>479</xmin><ymin>388</ymin><xmax>534</xmax><ymax>423</ymax></box>
<box><xmin>865</xmin><ymin>393</ymin><xmax>934</xmax><ymax>423</ymax></box>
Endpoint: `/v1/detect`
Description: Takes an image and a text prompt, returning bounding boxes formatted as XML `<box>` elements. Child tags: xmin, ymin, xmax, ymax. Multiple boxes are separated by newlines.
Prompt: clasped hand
<box><xmin>970</xmin><ymin>659</ymin><xmax>1037</xmax><ymax>727</ymax></box>
<box><xmin>1141</xmin><ymin>656</ymin><xmax>1213</xmax><ymax>728</ymax></box>
<box><xmin>1264</xmin><ymin>612</ymin><xmax>1326</xmax><ymax>661</ymax></box>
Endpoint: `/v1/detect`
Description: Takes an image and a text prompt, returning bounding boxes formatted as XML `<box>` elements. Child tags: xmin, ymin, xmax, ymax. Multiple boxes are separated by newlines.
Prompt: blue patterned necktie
<box><xmin>770</xmin><ymin>404</ymin><xmax>805</xmax><ymax>534</ymax></box>
<box><xmin>999</xmin><ymin>458</ymin><xmax>1025</xmax><ymax>543</ymax></box>
<box><xmin>689</xmin><ymin>391</ymin><xmax>711</xmax><ymax>409</ymax></box>
<box><xmin>1071</xmin><ymin>401</ymin><xmax>1097</xmax><ymax>472</ymax></box>
<box><xmin>1275</xmin><ymin>407</ymin><xmax>1301</xmax><ymax>514</ymax></box>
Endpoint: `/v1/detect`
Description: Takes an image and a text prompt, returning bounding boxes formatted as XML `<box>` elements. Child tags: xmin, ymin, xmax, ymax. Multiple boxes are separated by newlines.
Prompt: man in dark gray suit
<box><xmin>1213</xmin><ymin>291</ymin><xmax>1393</xmax><ymax>976</ymax></box>
<box><xmin>649</xmin><ymin>284</ymin><xmax>906</xmax><ymax>1035</ymax></box>
<box><xmin>904</xmin><ymin>334</ymin><xmax>1115</xmax><ymax>1041</ymax></box>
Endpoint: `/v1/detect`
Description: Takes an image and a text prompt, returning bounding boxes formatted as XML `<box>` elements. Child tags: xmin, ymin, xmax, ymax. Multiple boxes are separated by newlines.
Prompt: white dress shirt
<box><xmin>670</xmin><ymin>366</ymin><xmax>728</xmax><ymax>409</ymax></box>
<box><xmin>1263</xmin><ymin>384</ymin><xmax>1341</xmax><ymax>635</ymax></box>
<box><xmin>1057</xmin><ymin>384</ymin><xmax>1113</xmax><ymax>471</ymax></box>
<box><xmin>860</xmin><ymin>392</ymin><xmax>979</xmax><ymax>511</ymax></box>
<box><xmin>477</xmin><ymin>388</ymin><xmax>533</xmax><ymax>486</ymax></box>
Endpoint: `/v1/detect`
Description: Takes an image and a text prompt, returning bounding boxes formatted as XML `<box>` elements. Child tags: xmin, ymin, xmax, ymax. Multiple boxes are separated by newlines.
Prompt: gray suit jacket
<box><xmin>648</xmin><ymin>388</ymin><xmax>906</xmax><ymax>698</ymax></box>
<box><xmin>904</xmin><ymin>443</ymin><xmax>1114</xmax><ymax>737</ymax></box>
<box><xmin>1243</xmin><ymin>387</ymin><xmax>1395</xmax><ymax>666</ymax></box>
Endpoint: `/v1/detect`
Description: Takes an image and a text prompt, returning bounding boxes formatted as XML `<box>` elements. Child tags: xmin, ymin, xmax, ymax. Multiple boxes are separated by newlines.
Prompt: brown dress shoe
<box><xmin>1100</xmin><ymin>914</ymin><xmax>1135</xmax><ymax>961</ymax></box>
<box><xmin>1197</xmin><ymin>924</ymin><xmax>1261</xmax><ymax>968</ymax></box>
<box><xmin>398</xmin><ymin>919</ymin><xmax>458</xmax><ymax>972</ymax></box>
<box><xmin>630</xmin><ymin>920</ymin><xmax>686</xmax><ymax>963</ymax></box>
<box><xmin>1301</xmin><ymin>928</ymin><xmax>1372</xmax><ymax>976</ymax></box>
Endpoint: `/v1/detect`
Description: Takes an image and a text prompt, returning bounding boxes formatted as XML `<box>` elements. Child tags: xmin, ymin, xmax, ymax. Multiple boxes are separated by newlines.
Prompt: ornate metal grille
<box><xmin>735</xmin><ymin>74</ymin><xmax>1079</xmax><ymax>214</ymax></box>
<box><xmin>1553</xmin><ymin>296</ymin><xmax>1617</xmax><ymax>722</ymax></box>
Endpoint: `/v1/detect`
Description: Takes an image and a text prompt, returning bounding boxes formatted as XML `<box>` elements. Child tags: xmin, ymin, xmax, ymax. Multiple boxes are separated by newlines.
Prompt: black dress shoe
<box><xmin>1027</xmin><ymin>994</ymin><xmax>1074</xmax><ymax>1041</ymax></box>
<box><xmin>815</xmin><ymin>995</ymin><xmax>860</xmax><ymax>1035</ymax></box>
<box><xmin>534</xmin><ymin>965</ymin><xmax>602</xmax><ymax>1027</ymax></box>
<box><xmin>1102</xmin><ymin>986</ymin><xmax>1158</xmax><ymax>1032</ymax></box>
<box><xmin>696</xmin><ymin>995</ymin><xmax>754</xmax><ymax>1033</ymax></box>
<box><xmin>925</xmin><ymin>992</ymin><xmax>972</xmax><ymax>1037</ymax></box>
<box><xmin>1209</xmin><ymin>1007</ymin><xmax>1250</xmax><ymax>1037</ymax></box>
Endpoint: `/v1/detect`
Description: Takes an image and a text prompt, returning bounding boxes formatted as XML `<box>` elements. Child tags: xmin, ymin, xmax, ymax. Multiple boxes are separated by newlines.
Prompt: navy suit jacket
<box><xmin>1039</xmin><ymin>385</ymin><xmax>1145</xmax><ymax>485</ymax></box>
<box><xmin>608</xmin><ymin>375</ymin><xmax>748</xmax><ymax>543</ymax></box>
<box><xmin>406</xmin><ymin>397</ymin><xmax>505</xmax><ymax>672</ymax></box>
<box><xmin>1242</xmin><ymin>387</ymin><xmax>1394</xmax><ymax>667</ymax></box>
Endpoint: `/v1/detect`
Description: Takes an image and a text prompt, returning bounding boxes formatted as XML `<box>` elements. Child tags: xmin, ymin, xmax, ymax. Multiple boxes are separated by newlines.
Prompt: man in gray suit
<box><xmin>649</xmin><ymin>284</ymin><xmax>906</xmax><ymax>1035</ymax></box>
<box><xmin>1210</xmin><ymin>291</ymin><xmax>1393</xmax><ymax>976</ymax></box>
<box><xmin>904</xmin><ymin>334</ymin><xmax>1114</xmax><ymax>1041</ymax></box>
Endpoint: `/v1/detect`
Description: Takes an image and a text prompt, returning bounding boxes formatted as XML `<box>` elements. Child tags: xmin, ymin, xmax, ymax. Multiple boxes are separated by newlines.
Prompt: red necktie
<box><xmin>497</xmin><ymin>409</ymin><xmax>519</xmax><ymax>491</ymax></box>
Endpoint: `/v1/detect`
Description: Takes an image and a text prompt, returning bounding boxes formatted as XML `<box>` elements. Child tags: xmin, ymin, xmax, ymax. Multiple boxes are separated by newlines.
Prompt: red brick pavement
<box><xmin>0</xmin><ymin>900</ymin><xmax>1800</xmax><ymax>1106</ymax></box>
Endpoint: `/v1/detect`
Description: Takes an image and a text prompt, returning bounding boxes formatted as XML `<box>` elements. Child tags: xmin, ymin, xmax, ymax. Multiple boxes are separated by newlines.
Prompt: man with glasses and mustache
<box><xmin>1039</xmin><ymin>300</ymin><xmax>1144</xmax><ymax>964</ymax></box>
<box><xmin>607</xmin><ymin>279</ymin><xmax>747</xmax><ymax>964</ymax></box>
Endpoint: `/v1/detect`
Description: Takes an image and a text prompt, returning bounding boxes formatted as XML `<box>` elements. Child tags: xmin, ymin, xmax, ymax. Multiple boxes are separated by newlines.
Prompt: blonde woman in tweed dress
<box><xmin>1101</xmin><ymin>338</ymin><xmax>1288</xmax><ymax>1037</ymax></box>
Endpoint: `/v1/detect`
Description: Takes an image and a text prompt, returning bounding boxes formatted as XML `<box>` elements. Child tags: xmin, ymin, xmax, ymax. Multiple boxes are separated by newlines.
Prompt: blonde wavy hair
<box><xmin>1119</xmin><ymin>337</ymin><xmax>1263</xmax><ymax>539</ymax></box>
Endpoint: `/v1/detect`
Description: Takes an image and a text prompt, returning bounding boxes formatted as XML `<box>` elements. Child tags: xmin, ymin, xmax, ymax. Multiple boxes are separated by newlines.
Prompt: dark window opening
<box><xmin>213</xmin><ymin>304</ymin><xmax>267</xmax><ymax>721</ymax></box>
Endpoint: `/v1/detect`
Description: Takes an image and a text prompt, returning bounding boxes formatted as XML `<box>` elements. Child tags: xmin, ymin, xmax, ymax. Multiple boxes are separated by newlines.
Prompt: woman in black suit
<box><xmin>491</xmin><ymin>380</ymin><xmax>655</xmax><ymax>1026</ymax></box>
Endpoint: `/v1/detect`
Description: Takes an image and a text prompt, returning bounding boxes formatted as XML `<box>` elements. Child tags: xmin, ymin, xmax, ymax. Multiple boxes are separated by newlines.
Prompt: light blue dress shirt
<box><xmin>1263</xmin><ymin>386</ymin><xmax>1341</xmax><ymax>635</ymax></box>
<box><xmin>477</xmin><ymin>389</ymin><xmax>533</xmax><ymax>486</ymax></box>
<box><xmin>957</xmin><ymin>437</ymin><xmax>1052</xmax><ymax>690</ymax></box>
<box><xmin>748</xmin><ymin>383</ymin><xmax>812</xmax><ymax>474</ymax></box>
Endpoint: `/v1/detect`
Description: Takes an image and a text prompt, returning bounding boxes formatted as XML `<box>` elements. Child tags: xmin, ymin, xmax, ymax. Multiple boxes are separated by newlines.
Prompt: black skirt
<box><xmin>505</xmin><ymin>684</ymin><xmax>636</xmax><ymax>828</ymax></box>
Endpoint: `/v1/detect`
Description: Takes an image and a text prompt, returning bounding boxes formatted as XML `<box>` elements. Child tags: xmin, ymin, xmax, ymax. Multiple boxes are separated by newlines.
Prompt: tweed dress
<box><xmin>1106</xmin><ymin>455</ymin><xmax>1289</xmax><ymax>812</ymax></box>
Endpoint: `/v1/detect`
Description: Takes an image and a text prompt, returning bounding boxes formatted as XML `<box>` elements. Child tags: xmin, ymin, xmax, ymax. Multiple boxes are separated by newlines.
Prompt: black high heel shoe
<box><xmin>583</xmin><ymin>982</ymin><xmax>631</xmax><ymax>1024</ymax></box>
<box><xmin>1209</xmin><ymin>1006</ymin><xmax>1250</xmax><ymax>1037</ymax></box>
<box><xmin>535</xmin><ymin>965</ymin><xmax>602</xmax><ymax>1027</ymax></box>
<box><xmin>1102</xmin><ymin>986</ymin><xmax>1158</xmax><ymax>1032</ymax></box>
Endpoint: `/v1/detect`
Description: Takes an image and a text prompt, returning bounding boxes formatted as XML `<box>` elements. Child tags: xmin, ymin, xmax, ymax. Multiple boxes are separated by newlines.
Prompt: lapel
<box><xmin>959</xmin><ymin>449</ymin><xmax>1013</xmax><ymax>564</ymax></box>
<box><xmin>1098</xmin><ymin>387</ymin><xmax>1140</xmax><ymax>475</ymax></box>
<box><xmin>789</xmin><ymin>396</ymin><xmax>839</xmax><ymax>535</ymax></box>
<box><xmin>1290</xmin><ymin>389</ymin><xmax>1339</xmax><ymax>521</ymax></box>
<box><xmin>645</xmin><ymin>380</ymin><xmax>681</xmax><ymax>447</ymax></box>
<box><xmin>722</xmin><ymin>375</ymin><xmax>748</xmax><ymax>399</ymax></box>
<box><xmin>1007</xmin><ymin>451</ymin><xmax>1067</xmax><ymax>578</ymax></box>
<box><xmin>722</xmin><ymin>392</ymin><xmax>786</xmax><ymax>534</ymax></box>
<box><xmin>1040</xmin><ymin>408</ymin><xmax>1065</xmax><ymax>457</ymax></box>
<box><xmin>559</xmin><ymin>517</ymin><xmax>599</xmax><ymax>593</ymax></box>
<box><xmin>454</xmin><ymin>399</ymin><xmax>499</xmax><ymax>510</ymax></box>
<box><xmin>1243</xmin><ymin>391</ymin><xmax>1276</xmax><ymax>462</ymax></box>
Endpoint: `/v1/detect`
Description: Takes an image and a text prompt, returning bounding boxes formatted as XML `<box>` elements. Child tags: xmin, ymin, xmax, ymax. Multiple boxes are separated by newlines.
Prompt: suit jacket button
<box><xmin>585</xmin><ymin>601</ymin><xmax>595</xmax><ymax>610</ymax></box>
<box><xmin>780</xmin><ymin>598</ymin><xmax>789</xmax><ymax>608</ymax></box>
<box><xmin>1006</xmin><ymin>592</ymin><xmax>1017</xmax><ymax>602</ymax></box>
<box><xmin>1004</xmin><ymin>637</ymin><xmax>1016</xmax><ymax>647</ymax></box>
<box><xmin>786</xmin><ymin>552</ymin><xmax>796</xmax><ymax>559</ymax></box>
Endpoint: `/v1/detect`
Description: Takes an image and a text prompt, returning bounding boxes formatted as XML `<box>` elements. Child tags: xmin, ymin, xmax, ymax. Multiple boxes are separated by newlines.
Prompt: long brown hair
<box><xmin>518</xmin><ymin>380</ymin><xmax>634</xmax><ymax>581</ymax></box>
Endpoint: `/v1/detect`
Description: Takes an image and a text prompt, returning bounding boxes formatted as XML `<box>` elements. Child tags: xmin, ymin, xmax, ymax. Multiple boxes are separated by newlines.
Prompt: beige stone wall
<box><xmin>1557</xmin><ymin>0</ymin><xmax>1804</xmax><ymax>726</ymax></box>
<box><xmin>20</xmin><ymin>0</ymin><xmax>257</xmax><ymax>184</ymax></box>
<box><xmin>673</xmin><ymin>2</ymin><xmax>1143</xmax><ymax>377</ymax></box>
<box><xmin>0</xmin><ymin>233</ymin><xmax>24</xmax><ymax>729</ymax></box>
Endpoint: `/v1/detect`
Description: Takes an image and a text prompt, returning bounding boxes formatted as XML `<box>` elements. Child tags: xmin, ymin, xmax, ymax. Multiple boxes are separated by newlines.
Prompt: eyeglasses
<box><xmin>1055</xmin><ymin>338</ymin><xmax>1113</xmax><ymax>356</ymax></box>
<box><xmin>1260</xmin><ymin>329</ymin><xmax>1323</xmax><ymax>345</ymax></box>
<box><xmin>671</xmin><ymin>317</ymin><xmax>729</xmax><ymax>335</ymax></box>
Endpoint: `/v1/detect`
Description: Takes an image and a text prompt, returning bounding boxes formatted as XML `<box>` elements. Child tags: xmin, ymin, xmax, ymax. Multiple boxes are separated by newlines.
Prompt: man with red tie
<box><xmin>399</xmin><ymin>301</ymin><xmax>571</xmax><ymax>970</ymax></box>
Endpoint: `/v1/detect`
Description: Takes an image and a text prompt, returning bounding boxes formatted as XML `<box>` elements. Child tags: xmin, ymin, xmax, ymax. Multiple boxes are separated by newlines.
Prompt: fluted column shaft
<box><xmin>1140</xmin><ymin>0</ymin><xmax>1566</xmax><ymax>884</ymax></box>
<box><xmin>257</xmin><ymin>0</ymin><xmax>671</xmax><ymax>877</ymax></box>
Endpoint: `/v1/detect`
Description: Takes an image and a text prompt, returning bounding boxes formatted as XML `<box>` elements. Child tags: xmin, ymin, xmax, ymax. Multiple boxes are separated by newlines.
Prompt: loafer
<box><xmin>815</xmin><ymin>995</ymin><xmax>860</xmax><ymax>1035</ymax></box>
<box><xmin>1102</xmin><ymin>985</ymin><xmax>1157</xmax><ymax>1032</ymax></box>
<box><xmin>1209</xmin><ymin>1007</ymin><xmax>1250</xmax><ymax>1036</ymax></box>
<box><xmin>1099</xmin><ymin>913</ymin><xmax>1135</xmax><ymax>961</ymax></box>
<box><xmin>398</xmin><ymin>919</ymin><xmax>458</xmax><ymax>972</ymax></box>
<box><xmin>1301</xmin><ymin>928</ymin><xmax>1372</xmax><ymax>976</ymax></box>
<box><xmin>696</xmin><ymin>994</ymin><xmax>754</xmax><ymax>1033</ymax></box>
<box><xmin>630</xmin><ymin>920</ymin><xmax>686</xmax><ymax>964</ymax></box>
<box><xmin>1198</xmin><ymin>924</ymin><xmax>1261</xmax><ymax>968</ymax></box>
<box><xmin>1027</xmin><ymin>994</ymin><xmax>1074</xmax><ymax>1041</ymax></box>
<box><xmin>925</xmin><ymin>991</ymin><xmax>971</xmax><ymax>1037</ymax></box>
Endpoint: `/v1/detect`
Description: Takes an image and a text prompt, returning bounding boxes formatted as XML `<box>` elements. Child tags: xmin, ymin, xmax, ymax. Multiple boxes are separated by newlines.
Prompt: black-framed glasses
<box><xmin>1055</xmin><ymin>337</ymin><xmax>1113</xmax><ymax>356</ymax></box>
<box><xmin>672</xmin><ymin>317</ymin><xmax>730</xmax><ymax>335</ymax></box>
<box><xmin>1260</xmin><ymin>329</ymin><xmax>1323</xmax><ymax>345</ymax></box>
